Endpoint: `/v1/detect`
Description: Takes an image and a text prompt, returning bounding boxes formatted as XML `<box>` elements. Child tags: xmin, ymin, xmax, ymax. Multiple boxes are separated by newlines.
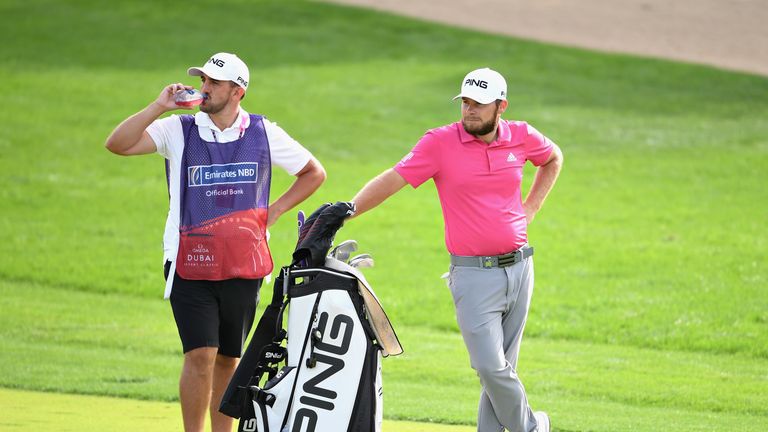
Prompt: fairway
<box><xmin>1</xmin><ymin>0</ymin><xmax>766</xmax><ymax>431</ymax></box>
<box><xmin>0</xmin><ymin>389</ymin><xmax>475</xmax><ymax>432</ymax></box>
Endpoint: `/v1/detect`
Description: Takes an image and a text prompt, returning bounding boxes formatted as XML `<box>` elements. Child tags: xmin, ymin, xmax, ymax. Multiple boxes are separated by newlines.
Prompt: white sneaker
<box><xmin>533</xmin><ymin>411</ymin><xmax>550</xmax><ymax>432</ymax></box>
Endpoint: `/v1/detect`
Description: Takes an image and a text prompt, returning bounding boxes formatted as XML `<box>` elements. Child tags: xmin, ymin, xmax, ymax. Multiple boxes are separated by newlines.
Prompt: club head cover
<box><xmin>295</xmin><ymin>202</ymin><xmax>331</xmax><ymax>251</ymax></box>
<box><xmin>292</xmin><ymin>201</ymin><xmax>356</xmax><ymax>267</ymax></box>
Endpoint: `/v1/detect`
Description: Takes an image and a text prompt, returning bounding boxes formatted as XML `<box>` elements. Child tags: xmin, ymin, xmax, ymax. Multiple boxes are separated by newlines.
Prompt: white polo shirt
<box><xmin>147</xmin><ymin>108</ymin><xmax>313</xmax><ymax>264</ymax></box>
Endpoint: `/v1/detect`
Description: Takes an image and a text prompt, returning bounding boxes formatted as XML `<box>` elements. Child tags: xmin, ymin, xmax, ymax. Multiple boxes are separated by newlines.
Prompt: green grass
<box><xmin>2</xmin><ymin>283</ymin><xmax>766</xmax><ymax>430</ymax></box>
<box><xmin>0</xmin><ymin>388</ymin><xmax>476</xmax><ymax>432</ymax></box>
<box><xmin>1</xmin><ymin>0</ymin><xmax>767</xmax><ymax>430</ymax></box>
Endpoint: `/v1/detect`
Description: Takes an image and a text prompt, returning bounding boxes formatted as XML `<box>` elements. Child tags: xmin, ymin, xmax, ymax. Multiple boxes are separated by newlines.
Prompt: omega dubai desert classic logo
<box><xmin>188</xmin><ymin>243</ymin><xmax>215</xmax><ymax>266</ymax></box>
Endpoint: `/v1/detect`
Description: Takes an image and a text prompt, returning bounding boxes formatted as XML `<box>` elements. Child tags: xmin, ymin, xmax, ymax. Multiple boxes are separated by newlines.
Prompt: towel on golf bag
<box><xmin>325</xmin><ymin>257</ymin><xmax>403</xmax><ymax>357</ymax></box>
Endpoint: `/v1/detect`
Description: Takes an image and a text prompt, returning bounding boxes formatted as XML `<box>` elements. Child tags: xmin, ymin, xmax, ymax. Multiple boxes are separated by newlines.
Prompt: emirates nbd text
<box><xmin>188</xmin><ymin>162</ymin><xmax>259</xmax><ymax>187</ymax></box>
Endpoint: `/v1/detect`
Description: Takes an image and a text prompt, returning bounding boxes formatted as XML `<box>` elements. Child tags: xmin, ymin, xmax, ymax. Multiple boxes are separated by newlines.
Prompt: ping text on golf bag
<box><xmin>248</xmin><ymin>264</ymin><xmax>384</xmax><ymax>432</ymax></box>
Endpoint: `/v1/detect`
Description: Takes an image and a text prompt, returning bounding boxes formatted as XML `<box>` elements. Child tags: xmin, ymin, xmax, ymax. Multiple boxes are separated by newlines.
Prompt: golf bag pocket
<box><xmin>176</xmin><ymin>209</ymin><xmax>273</xmax><ymax>281</ymax></box>
<box><xmin>238</xmin><ymin>366</ymin><xmax>296</xmax><ymax>432</ymax></box>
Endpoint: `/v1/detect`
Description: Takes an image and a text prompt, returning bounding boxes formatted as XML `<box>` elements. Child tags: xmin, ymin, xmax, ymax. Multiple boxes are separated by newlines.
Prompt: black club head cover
<box><xmin>292</xmin><ymin>201</ymin><xmax>356</xmax><ymax>267</ymax></box>
<box><xmin>295</xmin><ymin>202</ymin><xmax>331</xmax><ymax>251</ymax></box>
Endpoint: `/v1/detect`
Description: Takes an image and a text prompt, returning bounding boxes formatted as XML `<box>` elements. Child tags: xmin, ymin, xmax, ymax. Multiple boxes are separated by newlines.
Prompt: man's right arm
<box><xmin>350</xmin><ymin>133</ymin><xmax>439</xmax><ymax>219</ymax></box>
<box><xmin>105</xmin><ymin>83</ymin><xmax>191</xmax><ymax>156</ymax></box>
<box><xmin>350</xmin><ymin>168</ymin><xmax>408</xmax><ymax>218</ymax></box>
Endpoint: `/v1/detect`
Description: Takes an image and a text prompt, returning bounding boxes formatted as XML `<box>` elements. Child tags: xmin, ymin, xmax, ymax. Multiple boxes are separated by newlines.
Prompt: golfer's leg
<box><xmin>497</xmin><ymin>258</ymin><xmax>537</xmax><ymax>432</ymax></box>
<box><xmin>469</xmin><ymin>322</ymin><xmax>531</xmax><ymax>432</ymax></box>
<box><xmin>448</xmin><ymin>266</ymin><xmax>507</xmax><ymax>432</ymax></box>
<box><xmin>210</xmin><ymin>354</ymin><xmax>238</xmax><ymax>432</ymax></box>
<box><xmin>477</xmin><ymin>391</ymin><xmax>503</xmax><ymax>432</ymax></box>
<box><xmin>180</xmin><ymin>347</ymin><xmax>218</xmax><ymax>432</ymax></box>
<box><xmin>503</xmin><ymin>258</ymin><xmax>534</xmax><ymax>368</ymax></box>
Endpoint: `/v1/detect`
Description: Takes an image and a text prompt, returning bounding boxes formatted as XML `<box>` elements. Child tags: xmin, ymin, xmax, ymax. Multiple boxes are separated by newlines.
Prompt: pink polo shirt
<box><xmin>394</xmin><ymin>120</ymin><xmax>554</xmax><ymax>256</ymax></box>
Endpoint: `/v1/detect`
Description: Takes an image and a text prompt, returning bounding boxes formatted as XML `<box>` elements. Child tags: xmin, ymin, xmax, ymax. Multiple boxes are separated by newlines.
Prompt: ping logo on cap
<box><xmin>464</xmin><ymin>79</ymin><xmax>488</xmax><ymax>89</ymax></box>
<box><xmin>454</xmin><ymin>68</ymin><xmax>507</xmax><ymax>103</ymax></box>
<box><xmin>208</xmin><ymin>57</ymin><xmax>225</xmax><ymax>67</ymax></box>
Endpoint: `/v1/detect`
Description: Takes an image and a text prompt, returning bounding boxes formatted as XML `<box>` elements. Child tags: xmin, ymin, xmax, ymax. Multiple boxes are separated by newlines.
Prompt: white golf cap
<box><xmin>187</xmin><ymin>52</ymin><xmax>250</xmax><ymax>90</ymax></box>
<box><xmin>452</xmin><ymin>68</ymin><xmax>507</xmax><ymax>104</ymax></box>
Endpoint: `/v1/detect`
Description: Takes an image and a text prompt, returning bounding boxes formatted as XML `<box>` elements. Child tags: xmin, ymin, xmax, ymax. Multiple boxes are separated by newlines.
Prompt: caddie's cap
<box><xmin>452</xmin><ymin>68</ymin><xmax>507</xmax><ymax>104</ymax></box>
<box><xmin>187</xmin><ymin>52</ymin><xmax>249</xmax><ymax>90</ymax></box>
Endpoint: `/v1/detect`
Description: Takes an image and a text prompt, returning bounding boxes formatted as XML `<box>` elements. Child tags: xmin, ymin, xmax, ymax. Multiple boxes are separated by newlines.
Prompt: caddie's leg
<box><xmin>179</xmin><ymin>347</ymin><xmax>218</xmax><ymax>432</ymax></box>
<box><xmin>208</xmin><ymin>278</ymin><xmax>260</xmax><ymax>432</ymax></box>
<box><xmin>170</xmin><ymin>275</ymin><xmax>222</xmax><ymax>432</ymax></box>
<box><xmin>210</xmin><ymin>354</ymin><xmax>238</xmax><ymax>432</ymax></box>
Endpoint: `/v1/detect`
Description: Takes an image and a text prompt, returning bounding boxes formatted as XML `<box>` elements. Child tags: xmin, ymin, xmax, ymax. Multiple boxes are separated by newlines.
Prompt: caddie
<box><xmin>105</xmin><ymin>52</ymin><xmax>326</xmax><ymax>432</ymax></box>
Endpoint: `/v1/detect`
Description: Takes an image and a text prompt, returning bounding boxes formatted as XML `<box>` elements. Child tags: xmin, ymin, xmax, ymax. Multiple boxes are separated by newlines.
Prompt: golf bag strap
<box><xmin>219</xmin><ymin>267</ymin><xmax>289</xmax><ymax>418</ymax></box>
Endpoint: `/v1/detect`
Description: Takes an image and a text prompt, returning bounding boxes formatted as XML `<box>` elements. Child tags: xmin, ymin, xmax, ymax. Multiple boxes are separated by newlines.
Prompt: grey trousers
<box><xmin>447</xmin><ymin>256</ymin><xmax>538</xmax><ymax>432</ymax></box>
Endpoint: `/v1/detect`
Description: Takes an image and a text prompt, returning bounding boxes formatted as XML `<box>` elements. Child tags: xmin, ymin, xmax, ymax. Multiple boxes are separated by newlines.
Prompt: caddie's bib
<box><xmin>174</xmin><ymin>114</ymin><xmax>273</xmax><ymax>280</ymax></box>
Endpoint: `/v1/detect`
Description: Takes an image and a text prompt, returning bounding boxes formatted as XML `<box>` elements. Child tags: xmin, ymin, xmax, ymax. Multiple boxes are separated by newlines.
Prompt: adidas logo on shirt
<box><xmin>507</xmin><ymin>152</ymin><xmax>517</xmax><ymax>162</ymax></box>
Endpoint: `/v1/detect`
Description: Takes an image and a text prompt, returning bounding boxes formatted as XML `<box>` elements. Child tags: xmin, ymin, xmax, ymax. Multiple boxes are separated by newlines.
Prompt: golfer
<box><xmin>105</xmin><ymin>52</ymin><xmax>325</xmax><ymax>432</ymax></box>
<box><xmin>348</xmin><ymin>68</ymin><xmax>563</xmax><ymax>432</ymax></box>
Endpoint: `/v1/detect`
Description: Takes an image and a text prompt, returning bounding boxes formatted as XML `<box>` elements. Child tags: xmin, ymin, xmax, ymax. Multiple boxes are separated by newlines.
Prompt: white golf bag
<box><xmin>235</xmin><ymin>257</ymin><xmax>402</xmax><ymax>432</ymax></box>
